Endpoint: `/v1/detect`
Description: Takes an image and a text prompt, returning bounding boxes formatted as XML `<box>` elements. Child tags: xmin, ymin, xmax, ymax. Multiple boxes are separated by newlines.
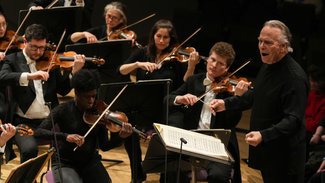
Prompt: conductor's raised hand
<box><xmin>27</xmin><ymin>70</ymin><xmax>49</xmax><ymax>81</ymax></box>
<box><xmin>234</xmin><ymin>80</ymin><xmax>251</xmax><ymax>96</ymax></box>
<box><xmin>175</xmin><ymin>94</ymin><xmax>198</xmax><ymax>106</ymax></box>
<box><xmin>136</xmin><ymin>62</ymin><xmax>159</xmax><ymax>73</ymax></box>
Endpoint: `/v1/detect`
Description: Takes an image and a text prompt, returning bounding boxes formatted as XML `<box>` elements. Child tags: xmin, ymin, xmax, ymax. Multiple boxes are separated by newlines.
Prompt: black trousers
<box><xmin>13</xmin><ymin>116</ymin><xmax>44</xmax><ymax>163</ymax></box>
<box><xmin>52</xmin><ymin>155</ymin><xmax>111</xmax><ymax>183</ymax></box>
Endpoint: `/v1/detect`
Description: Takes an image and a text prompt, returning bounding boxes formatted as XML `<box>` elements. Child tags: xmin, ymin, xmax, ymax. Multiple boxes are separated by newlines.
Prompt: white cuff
<box><xmin>20</xmin><ymin>72</ymin><xmax>29</xmax><ymax>86</ymax></box>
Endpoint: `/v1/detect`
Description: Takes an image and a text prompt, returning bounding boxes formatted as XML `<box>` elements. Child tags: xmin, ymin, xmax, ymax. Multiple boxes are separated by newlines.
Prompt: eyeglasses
<box><xmin>106</xmin><ymin>14</ymin><xmax>120</xmax><ymax>21</ymax></box>
<box><xmin>28</xmin><ymin>44</ymin><xmax>46</xmax><ymax>52</ymax></box>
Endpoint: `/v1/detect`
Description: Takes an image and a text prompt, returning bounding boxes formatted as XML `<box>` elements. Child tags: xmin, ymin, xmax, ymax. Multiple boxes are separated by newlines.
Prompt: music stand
<box><xmin>98</xmin><ymin>79</ymin><xmax>171</xmax><ymax>182</ymax></box>
<box><xmin>18</xmin><ymin>7</ymin><xmax>84</xmax><ymax>50</ymax></box>
<box><xmin>65</xmin><ymin>40</ymin><xmax>132</xmax><ymax>83</ymax></box>
<box><xmin>142</xmin><ymin>133</ymin><xmax>192</xmax><ymax>174</ymax></box>
<box><xmin>5</xmin><ymin>148</ymin><xmax>54</xmax><ymax>183</ymax></box>
<box><xmin>98</xmin><ymin>79</ymin><xmax>172</xmax><ymax>128</ymax></box>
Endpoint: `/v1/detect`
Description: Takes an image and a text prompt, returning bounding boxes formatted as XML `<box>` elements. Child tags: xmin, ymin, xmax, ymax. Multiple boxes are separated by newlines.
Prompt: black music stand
<box><xmin>98</xmin><ymin>79</ymin><xmax>171</xmax><ymax>183</ymax></box>
<box><xmin>65</xmin><ymin>40</ymin><xmax>132</xmax><ymax>83</ymax></box>
<box><xmin>98</xmin><ymin>79</ymin><xmax>172</xmax><ymax>128</ymax></box>
<box><xmin>142</xmin><ymin>133</ymin><xmax>192</xmax><ymax>174</ymax></box>
<box><xmin>18</xmin><ymin>7</ymin><xmax>84</xmax><ymax>51</ymax></box>
<box><xmin>5</xmin><ymin>148</ymin><xmax>54</xmax><ymax>183</ymax></box>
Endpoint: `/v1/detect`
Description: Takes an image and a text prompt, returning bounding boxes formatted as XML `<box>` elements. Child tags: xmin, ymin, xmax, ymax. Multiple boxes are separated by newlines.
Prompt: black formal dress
<box><xmin>224</xmin><ymin>54</ymin><xmax>309</xmax><ymax>183</ymax></box>
<box><xmin>165</xmin><ymin>72</ymin><xmax>242</xmax><ymax>183</ymax></box>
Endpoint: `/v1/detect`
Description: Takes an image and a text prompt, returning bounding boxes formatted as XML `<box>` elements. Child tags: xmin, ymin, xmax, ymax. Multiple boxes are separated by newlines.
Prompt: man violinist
<box><xmin>164</xmin><ymin>42</ymin><xmax>242</xmax><ymax>183</ymax></box>
<box><xmin>0</xmin><ymin>23</ymin><xmax>85</xmax><ymax>163</ymax></box>
<box><xmin>35</xmin><ymin>69</ymin><xmax>133</xmax><ymax>183</ymax></box>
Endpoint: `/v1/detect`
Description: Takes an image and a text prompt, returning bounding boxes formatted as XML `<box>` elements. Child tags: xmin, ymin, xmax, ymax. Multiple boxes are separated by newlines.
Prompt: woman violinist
<box><xmin>0</xmin><ymin>12</ymin><xmax>22</xmax><ymax>61</ymax></box>
<box><xmin>117</xmin><ymin>19</ymin><xmax>199</xmax><ymax>182</ymax></box>
<box><xmin>35</xmin><ymin>69</ymin><xmax>133</xmax><ymax>183</ymax></box>
<box><xmin>119</xmin><ymin>19</ymin><xmax>200</xmax><ymax>90</ymax></box>
<box><xmin>69</xmin><ymin>1</ymin><xmax>136</xmax><ymax>44</ymax></box>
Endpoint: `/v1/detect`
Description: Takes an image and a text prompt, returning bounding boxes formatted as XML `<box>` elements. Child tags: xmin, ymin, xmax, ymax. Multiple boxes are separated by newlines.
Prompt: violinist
<box><xmin>117</xmin><ymin>19</ymin><xmax>199</xmax><ymax>182</ymax></box>
<box><xmin>0</xmin><ymin>24</ymin><xmax>85</xmax><ymax>163</ymax></box>
<box><xmin>0</xmin><ymin>12</ymin><xmax>22</xmax><ymax>61</ymax></box>
<box><xmin>164</xmin><ymin>42</ymin><xmax>242</xmax><ymax>183</ymax></box>
<box><xmin>119</xmin><ymin>19</ymin><xmax>200</xmax><ymax>90</ymax></box>
<box><xmin>35</xmin><ymin>69</ymin><xmax>133</xmax><ymax>183</ymax></box>
<box><xmin>69</xmin><ymin>1</ymin><xmax>135</xmax><ymax>44</ymax></box>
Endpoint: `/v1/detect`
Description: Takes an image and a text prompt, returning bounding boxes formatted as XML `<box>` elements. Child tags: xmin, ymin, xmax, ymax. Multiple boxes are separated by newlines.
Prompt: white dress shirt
<box><xmin>17</xmin><ymin>49</ymin><xmax>50</xmax><ymax>119</ymax></box>
<box><xmin>198</xmin><ymin>75</ymin><xmax>216</xmax><ymax>129</ymax></box>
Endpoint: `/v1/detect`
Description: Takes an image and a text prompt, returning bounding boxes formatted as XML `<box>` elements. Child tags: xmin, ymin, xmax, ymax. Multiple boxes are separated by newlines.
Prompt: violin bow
<box><xmin>46</xmin><ymin>29</ymin><xmax>66</xmax><ymax>73</ymax></box>
<box><xmin>73</xmin><ymin>84</ymin><xmax>128</xmax><ymax>151</ymax></box>
<box><xmin>157</xmin><ymin>27</ymin><xmax>202</xmax><ymax>67</ymax></box>
<box><xmin>99</xmin><ymin>13</ymin><xmax>156</xmax><ymax>41</ymax></box>
<box><xmin>197</xmin><ymin>59</ymin><xmax>251</xmax><ymax>101</ymax></box>
<box><xmin>45</xmin><ymin>0</ymin><xmax>59</xmax><ymax>9</ymax></box>
<box><xmin>3</xmin><ymin>8</ymin><xmax>32</xmax><ymax>55</ymax></box>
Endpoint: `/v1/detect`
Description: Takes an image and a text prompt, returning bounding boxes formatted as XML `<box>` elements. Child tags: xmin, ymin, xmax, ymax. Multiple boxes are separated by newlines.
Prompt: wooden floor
<box><xmin>0</xmin><ymin>95</ymin><xmax>263</xmax><ymax>183</ymax></box>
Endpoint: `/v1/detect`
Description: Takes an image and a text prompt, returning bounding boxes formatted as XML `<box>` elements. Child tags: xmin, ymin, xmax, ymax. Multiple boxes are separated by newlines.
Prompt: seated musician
<box><xmin>0</xmin><ymin>24</ymin><xmax>85</xmax><ymax>163</ymax></box>
<box><xmin>119</xmin><ymin>19</ymin><xmax>199</xmax><ymax>90</ymax></box>
<box><xmin>117</xmin><ymin>19</ymin><xmax>199</xmax><ymax>182</ymax></box>
<box><xmin>69</xmin><ymin>1</ymin><xmax>135</xmax><ymax>44</ymax></box>
<box><xmin>0</xmin><ymin>12</ymin><xmax>21</xmax><ymax>61</ymax></box>
<box><xmin>35</xmin><ymin>69</ymin><xmax>133</xmax><ymax>183</ymax></box>
<box><xmin>164</xmin><ymin>42</ymin><xmax>242</xmax><ymax>183</ymax></box>
<box><xmin>0</xmin><ymin>123</ymin><xmax>16</xmax><ymax>147</ymax></box>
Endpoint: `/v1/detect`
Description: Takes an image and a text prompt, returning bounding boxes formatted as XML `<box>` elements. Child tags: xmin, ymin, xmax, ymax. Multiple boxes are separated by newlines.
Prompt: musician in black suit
<box><xmin>164</xmin><ymin>42</ymin><xmax>242</xmax><ymax>183</ymax></box>
<box><xmin>0</xmin><ymin>24</ymin><xmax>85</xmax><ymax>163</ymax></box>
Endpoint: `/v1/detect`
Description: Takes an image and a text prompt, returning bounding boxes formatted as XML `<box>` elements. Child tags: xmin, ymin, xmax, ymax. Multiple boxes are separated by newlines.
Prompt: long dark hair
<box><xmin>147</xmin><ymin>19</ymin><xmax>178</xmax><ymax>62</ymax></box>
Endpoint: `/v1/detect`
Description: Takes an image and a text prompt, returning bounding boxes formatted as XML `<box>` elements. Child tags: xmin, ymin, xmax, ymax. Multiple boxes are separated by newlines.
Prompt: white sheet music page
<box><xmin>153</xmin><ymin>123</ymin><xmax>229</xmax><ymax>159</ymax></box>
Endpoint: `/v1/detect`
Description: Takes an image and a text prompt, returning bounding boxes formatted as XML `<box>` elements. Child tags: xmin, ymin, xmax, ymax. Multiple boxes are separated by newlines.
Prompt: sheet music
<box><xmin>156</xmin><ymin>123</ymin><xmax>229</xmax><ymax>159</ymax></box>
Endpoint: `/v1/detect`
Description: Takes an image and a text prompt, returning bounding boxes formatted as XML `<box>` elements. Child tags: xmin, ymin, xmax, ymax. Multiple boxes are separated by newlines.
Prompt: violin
<box><xmin>174</xmin><ymin>47</ymin><xmax>208</xmax><ymax>62</ymax></box>
<box><xmin>210</xmin><ymin>75</ymin><xmax>252</xmax><ymax>95</ymax></box>
<box><xmin>0</xmin><ymin>30</ymin><xmax>24</xmax><ymax>52</ymax></box>
<box><xmin>108</xmin><ymin>29</ymin><xmax>143</xmax><ymax>48</ymax></box>
<box><xmin>36</xmin><ymin>51</ymin><xmax>105</xmax><ymax>71</ymax></box>
<box><xmin>0</xmin><ymin>123</ymin><xmax>34</xmax><ymax>136</ymax></box>
<box><xmin>83</xmin><ymin>100</ymin><xmax>147</xmax><ymax>139</ymax></box>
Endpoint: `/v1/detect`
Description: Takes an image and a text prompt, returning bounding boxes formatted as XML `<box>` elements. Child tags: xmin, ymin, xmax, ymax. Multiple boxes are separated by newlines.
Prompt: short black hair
<box><xmin>24</xmin><ymin>24</ymin><xmax>48</xmax><ymax>42</ymax></box>
<box><xmin>71</xmin><ymin>69</ymin><xmax>101</xmax><ymax>93</ymax></box>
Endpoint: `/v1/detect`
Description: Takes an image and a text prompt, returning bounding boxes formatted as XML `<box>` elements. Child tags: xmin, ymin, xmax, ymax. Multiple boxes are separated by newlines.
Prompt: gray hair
<box><xmin>103</xmin><ymin>2</ymin><xmax>127</xmax><ymax>26</ymax></box>
<box><xmin>264</xmin><ymin>20</ymin><xmax>293</xmax><ymax>53</ymax></box>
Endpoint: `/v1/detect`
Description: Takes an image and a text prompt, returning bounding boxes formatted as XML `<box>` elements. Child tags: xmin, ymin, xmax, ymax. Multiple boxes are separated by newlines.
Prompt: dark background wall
<box><xmin>1</xmin><ymin>0</ymin><xmax>325</xmax><ymax>77</ymax></box>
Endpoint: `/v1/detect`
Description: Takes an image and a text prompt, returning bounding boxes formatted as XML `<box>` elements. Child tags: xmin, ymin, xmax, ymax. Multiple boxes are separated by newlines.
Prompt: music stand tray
<box><xmin>142</xmin><ymin>133</ymin><xmax>192</xmax><ymax>173</ymax></box>
<box><xmin>5</xmin><ymin>148</ymin><xmax>54</xmax><ymax>183</ymax></box>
